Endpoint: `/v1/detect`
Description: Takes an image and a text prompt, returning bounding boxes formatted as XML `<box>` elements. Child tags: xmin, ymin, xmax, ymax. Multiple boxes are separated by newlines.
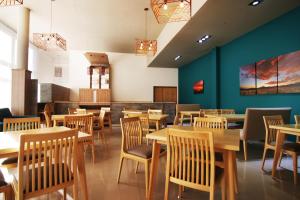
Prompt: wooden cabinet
<box><xmin>153</xmin><ymin>86</ymin><xmax>177</xmax><ymax>103</ymax></box>
<box><xmin>79</xmin><ymin>88</ymin><xmax>111</xmax><ymax>103</ymax></box>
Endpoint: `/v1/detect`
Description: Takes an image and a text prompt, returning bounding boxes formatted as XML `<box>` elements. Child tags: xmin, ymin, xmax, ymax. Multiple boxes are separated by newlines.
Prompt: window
<box><xmin>0</xmin><ymin>28</ymin><xmax>14</xmax><ymax>109</ymax></box>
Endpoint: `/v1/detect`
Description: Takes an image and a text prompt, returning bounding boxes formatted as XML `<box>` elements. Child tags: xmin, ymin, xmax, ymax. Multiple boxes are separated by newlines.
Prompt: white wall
<box><xmin>37</xmin><ymin>51</ymin><xmax>178</xmax><ymax>102</ymax></box>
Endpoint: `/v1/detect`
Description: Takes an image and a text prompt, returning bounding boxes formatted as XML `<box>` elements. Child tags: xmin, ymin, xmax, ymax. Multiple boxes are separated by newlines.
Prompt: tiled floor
<box><xmin>2</xmin><ymin>127</ymin><xmax>300</xmax><ymax>200</ymax></box>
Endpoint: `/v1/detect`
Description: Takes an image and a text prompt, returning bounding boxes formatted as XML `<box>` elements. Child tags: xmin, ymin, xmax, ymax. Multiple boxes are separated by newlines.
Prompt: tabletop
<box><xmin>269</xmin><ymin>124</ymin><xmax>300</xmax><ymax>133</ymax></box>
<box><xmin>205</xmin><ymin>114</ymin><xmax>245</xmax><ymax>120</ymax></box>
<box><xmin>179</xmin><ymin>111</ymin><xmax>200</xmax><ymax>115</ymax></box>
<box><xmin>0</xmin><ymin>127</ymin><xmax>90</xmax><ymax>158</ymax></box>
<box><xmin>146</xmin><ymin>126</ymin><xmax>240</xmax><ymax>151</ymax></box>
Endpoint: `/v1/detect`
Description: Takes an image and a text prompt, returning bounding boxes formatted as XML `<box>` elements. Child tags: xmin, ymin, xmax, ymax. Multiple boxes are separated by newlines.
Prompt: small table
<box><xmin>148</xmin><ymin>114</ymin><xmax>169</xmax><ymax>130</ymax></box>
<box><xmin>0</xmin><ymin>127</ymin><xmax>90</xmax><ymax>200</ymax></box>
<box><xmin>205</xmin><ymin>114</ymin><xmax>245</xmax><ymax>123</ymax></box>
<box><xmin>146</xmin><ymin>126</ymin><xmax>240</xmax><ymax>200</ymax></box>
<box><xmin>269</xmin><ymin>124</ymin><xmax>300</xmax><ymax>178</ymax></box>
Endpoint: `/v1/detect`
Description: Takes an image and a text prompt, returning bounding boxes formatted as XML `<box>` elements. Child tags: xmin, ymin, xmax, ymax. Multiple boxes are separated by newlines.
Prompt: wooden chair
<box><xmin>1</xmin><ymin>118</ymin><xmax>41</xmax><ymax>169</ymax></box>
<box><xmin>76</xmin><ymin>109</ymin><xmax>86</xmax><ymax>114</ymax></box>
<box><xmin>64</xmin><ymin>114</ymin><xmax>95</xmax><ymax>163</ymax></box>
<box><xmin>194</xmin><ymin>117</ymin><xmax>227</xmax><ymax>129</ymax></box>
<box><xmin>68</xmin><ymin>108</ymin><xmax>77</xmax><ymax>114</ymax></box>
<box><xmin>10</xmin><ymin>129</ymin><xmax>78</xmax><ymax>200</ymax></box>
<box><xmin>44</xmin><ymin>111</ymin><xmax>52</xmax><ymax>128</ymax></box>
<box><xmin>93</xmin><ymin>110</ymin><xmax>106</xmax><ymax>141</ymax></box>
<box><xmin>164</xmin><ymin>129</ymin><xmax>225</xmax><ymax>200</ymax></box>
<box><xmin>200</xmin><ymin>109</ymin><xmax>220</xmax><ymax>116</ymax></box>
<box><xmin>148</xmin><ymin>109</ymin><xmax>162</xmax><ymax>115</ymax></box>
<box><xmin>117</xmin><ymin>117</ymin><xmax>165</xmax><ymax>197</ymax></box>
<box><xmin>3</xmin><ymin>117</ymin><xmax>40</xmax><ymax>132</ymax></box>
<box><xmin>263</xmin><ymin>115</ymin><xmax>300</xmax><ymax>184</ymax></box>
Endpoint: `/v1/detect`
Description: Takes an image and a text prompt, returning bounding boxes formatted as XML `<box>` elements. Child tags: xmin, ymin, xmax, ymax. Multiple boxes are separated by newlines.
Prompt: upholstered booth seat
<box><xmin>240</xmin><ymin>107</ymin><xmax>292</xmax><ymax>160</ymax></box>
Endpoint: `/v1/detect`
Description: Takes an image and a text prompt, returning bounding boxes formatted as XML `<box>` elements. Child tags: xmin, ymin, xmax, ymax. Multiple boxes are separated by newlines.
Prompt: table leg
<box><xmin>77</xmin><ymin>142</ymin><xmax>89</xmax><ymax>200</ymax></box>
<box><xmin>272</xmin><ymin>130</ymin><xmax>285</xmax><ymax>178</ymax></box>
<box><xmin>225</xmin><ymin>151</ymin><xmax>236</xmax><ymax>200</ymax></box>
<box><xmin>147</xmin><ymin>140</ymin><xmax>161</xmax><ymax>200</ymax></box>
<box><xmin>156</xmin><ymin>121</ymin><xmax>160</xmax><ymax>131</ymax></box>
<box><xmin>53</xmin><ymin>119</ymin><xmax>57</xmax><ymax>127</ymax></box>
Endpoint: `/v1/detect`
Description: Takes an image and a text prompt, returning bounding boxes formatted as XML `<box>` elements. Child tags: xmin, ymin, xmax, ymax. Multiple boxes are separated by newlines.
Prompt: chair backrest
<box><xmin>220</xmin><ymin>109</ymin><xmax>235</xmax><ymax>114</ymax></box>
<box><xmin>263</xmin><ymin>115</ymin><xmax>284</xmax><ymax>146</ymax></box>
<box><xmin>120</xmin><ymin>117</ymin><xmax>143</xmax><ymax>152</ymax></box>
<box><xmin>68</xmin><ymin>108</ymin><xmax>77</xmax><ymax>114</ymax></box>
<box><xmin>3</xmin><ymin>117</ymin><xmax>41</xmax><ymax>132</ymax></box>
<box><xmin>76</xmin><ymin>109</ymin><xmax>87</xmax><ymax>114</ymax></box>
<box><xmin>17</xmin><ymin>129</ymin><xmax>78</xmax><ymax>199</ymax></box>
<box><xmin>295</xmin><ymin>115</ymin><xmax>300</xmax><ymax>124</ymax></box>
<box><xmin>148</xmin><ymin>109</ymin><xmax>162</xmax><ymax>115</ymax></box>
<box><xmin>44</xmin><ymin>103</ymin><xmax>53</xmax><ymax>114</ymax></box>
<box><xmin>200</xmin><ymin>109</ymin><xmax>220</xmax><ymax>115</ymax></box>
<box><xmin>176</xmin><ymin>104</ymin><xmax>200</xmax><ymax>114</ymax></box>
<box><xmin>64</xmin><ymin>114</ymin><xmax>93</xmax><ymax>135</ymax></box>
<box><xmin>193</xmin><ymin>117</ymin><xmax>226</xmax><ymax>129</ymax></box>
<box><xmin>44</xmin><ymin>111</ymin><xmax>52</xmax><ymax>128</ymax></box>
<box><xmin>242</xmin><ymin>108</ymin><xmax>291</xmax><ymax>141</ymax></box>
<box><xmin>101</xmin><ymin>107</ymin><xmax>111</xmax><ymax>112</ymax></box>
<box><xmin>166</xmin><ymin>128</ymin><xmax>215</xmax><ymax>192</ymax></box>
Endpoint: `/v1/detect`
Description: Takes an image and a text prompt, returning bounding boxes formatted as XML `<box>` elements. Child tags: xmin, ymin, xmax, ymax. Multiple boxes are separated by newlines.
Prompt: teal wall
<box><xmin>179</xmin><ymin>49</ymin><xmax>218</xmax><ymax>108</ymax></box>
<box><xmin>179</xmin><ymin>6</ymin><xmax>300</xmax><ymax>119</ymax></box>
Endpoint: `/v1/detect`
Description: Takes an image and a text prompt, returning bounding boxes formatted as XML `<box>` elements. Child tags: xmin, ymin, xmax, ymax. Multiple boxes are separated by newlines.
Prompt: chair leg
<box><xmin>145</xmin><ymin>161</ymin><xmax>149</xmax><ymax>197</ymax></box>
<box><xmin>221</xmin><ymin>175</ymin><xmax>226</xmax><ymax>200</ymax></box>
<box><xmin>278</xmin><ymin>152</ymin><xmax>283</xmax><ymax>168</ymax></box>
<box><xmin>164</xmin><ymin>173</ymin><xmax>170</xmax><ymax>200</ymax></box>
<box><xmin>261</xmin><ymin>147</ymin><xmax>267</xmax><ymax>171</ymax></box>
<box><xmin>243</xmin><ymin>140</ymin><xmax>248</xmax><ymax>161</ymax></box>
<box><xmin>117</xmin><ymin>156</ymin><xmax>124</xmax><ymax>183</ymax></box>
<box><xmin>91</xmin><ymin>143</ymin><xmax>95</xmax><ymax>164</ymax></box>
<box><xmin>63</xmin><ymin>188</ymin><xmax>67</xmax><ymax>200</ymax></box>
<box><xmin>135</xmin><ymin>162</ymin><xmax>139</xmax><ymax>174</ymax></box>
<box><xmin>292</xmin><ymin>153</ymin><xmax>298</xmax><ymax>185</ymax></box>
<box><xmin>178</xmin><ymin>185</ymin><xmax>183</xmax><ymax>199</ymax></box>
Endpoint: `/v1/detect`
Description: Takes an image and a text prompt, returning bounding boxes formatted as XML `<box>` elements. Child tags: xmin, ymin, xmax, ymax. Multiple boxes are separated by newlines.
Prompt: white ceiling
<box><xmin>0</xmin><ymin>0</ymin><xmax>165</xmax><ymax>53</ymax></box>
<box><xmin>148</xmin><ymin>0</ymin><xmax>300</xmax><ymax>68</ymax></box>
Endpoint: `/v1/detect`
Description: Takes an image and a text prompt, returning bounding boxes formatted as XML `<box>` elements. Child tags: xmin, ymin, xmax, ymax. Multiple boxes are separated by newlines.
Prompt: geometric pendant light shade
<box><xmin>0</xmin><ymin>0</ymin><xmax>23</xmax><ymax>6</ymax></box>
<box><xmin>33</xmin><ymin>0</ymin><xmax>67</xmax><ymax>51</ymax></box>
<box><xmin>151</xmin><ymin>0</ymin><xmax>192</xmax><ymax>24</ymax></box>
<box><xmin>135</xmin><ymin>8</ymin><xmax>157</xmax><ymax>56</ymax></box>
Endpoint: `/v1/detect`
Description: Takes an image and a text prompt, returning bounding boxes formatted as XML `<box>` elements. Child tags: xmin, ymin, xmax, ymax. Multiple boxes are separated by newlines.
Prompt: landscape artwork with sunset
<box><xmin>278</xmin><ymin>50</ymin><xmax>300</xmax><ymax>94</ymax></box>
<box><xmin>193</xmin><ymin>80</ymin><xmax>204</xmax><ymax>94</ymax></box>
<box><xmin>240</xmin><ymin>64</ymin><xmax>256</xmax><ymax>95</ymax></box>
<box><xmin>256</xmin><ymin>57</ymin><xmax>278</xmax><ymax>95</ymax></box>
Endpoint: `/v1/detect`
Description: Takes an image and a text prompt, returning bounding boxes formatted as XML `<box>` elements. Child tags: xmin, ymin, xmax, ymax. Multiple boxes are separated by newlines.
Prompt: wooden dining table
<box><xmin>269</xmin><ymin>124</ymin><xmax>300</xmax><ymax>178</ymax></box>
<box><xmin>148</xmin><ymin>114</ymin><xmax>169</xmax><ymax>130</ymax></box>
<box><xmin>0</xmin><ymin>127</ymin><xmax>89</xmax><ymax>200</ymax></box>
<box><xmin>146</xmin><ymin>125</ymin><xmax>240</xmax><ymax>200</ymax></box>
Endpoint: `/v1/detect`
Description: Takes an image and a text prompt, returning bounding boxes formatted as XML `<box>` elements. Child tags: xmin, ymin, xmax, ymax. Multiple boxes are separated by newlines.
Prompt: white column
<box><xmin>15</xmin><ymin>7</ymin><xmax>30</xmax><ymax>70</ymax></box>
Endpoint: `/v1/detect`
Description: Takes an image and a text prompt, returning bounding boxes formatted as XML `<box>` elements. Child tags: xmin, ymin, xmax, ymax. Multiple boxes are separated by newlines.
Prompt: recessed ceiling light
<box><xmin>197</xmin><ymin>35</ymin><xmax>212</xmax><ymax>44</ymax></box>
<box><xmin>249</xmin><ymin>0</ymin><xmax>263</xmax><ymax>6</ymax></box>
<box><xmin>174</xmin><ymin>55</ymin><xmax>182</xmax><ymax>61</ymax></box>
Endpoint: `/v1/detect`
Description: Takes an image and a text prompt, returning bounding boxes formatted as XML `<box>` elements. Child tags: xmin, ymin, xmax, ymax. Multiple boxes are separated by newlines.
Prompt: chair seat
<box><xmin>0</xmin><ymin>170</ymin><xmax>8</xmax><ymax>187</ymax></box>
<box><xmin>11</xmin><ymin>163</ymin><xmax>73</xmax><ymax>193</ymax></box>
<box><xmin>1</xmin><ymin>153</ymin><xmax>44</xmax><ymax>166</ymax></box>
<box><xmin>282</xmin><ymin>143</ymin><xmax>300</xmax><ymax>152</ymax></box>
<box><xmin>127</xmin><ymin>144</ymin><xmax>165</xmax><ymax>159</ymax></box>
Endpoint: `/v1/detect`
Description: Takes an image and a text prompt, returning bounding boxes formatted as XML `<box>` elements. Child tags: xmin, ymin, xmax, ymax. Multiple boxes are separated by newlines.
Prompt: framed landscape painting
<box><xmin>278</xmin><ymin>50</ymin><xmax>300</xmax><ymax>94</ymax></box>
<box><xmin>240</xmin><ymin>64</ymin><xmax>256</xmax><ymax>95</ymax></box>
<box><xmin>256</xmin><ymin>57</ymin><xmax>278</xmax><ymax>95</ymax></box>
<box><xmin>193</xmin><ymin>80</ymin><xmax>204</xmax><ymax>94</ymax></box>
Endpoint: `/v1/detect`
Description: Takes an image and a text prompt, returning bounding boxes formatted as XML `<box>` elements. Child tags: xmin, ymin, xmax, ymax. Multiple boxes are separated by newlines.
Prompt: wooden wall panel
<box><xmin>154</xmin><ymin>86</ymin><xmax>177</xmax><ymax>103</ymax></box>
<box><xmin>79</xmin><ymin>88</ymin><xmax>111</xmax><ymax>103</ymax></box>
